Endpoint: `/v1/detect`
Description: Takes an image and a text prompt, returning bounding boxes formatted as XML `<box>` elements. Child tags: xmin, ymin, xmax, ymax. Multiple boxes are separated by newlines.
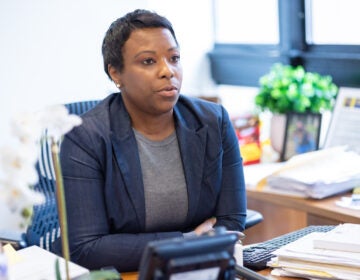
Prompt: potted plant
<box><xmin>254</xmin><ymin>63</ymin><xmax>338</xmax><ymax>156</ymax></box>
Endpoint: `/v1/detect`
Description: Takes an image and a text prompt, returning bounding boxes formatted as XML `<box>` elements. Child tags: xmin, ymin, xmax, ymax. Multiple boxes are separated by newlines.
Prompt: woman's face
<box><xmin>112</xmin><ymin>28</ymin><xmax>182</xmax><ymax>118</ymax></box>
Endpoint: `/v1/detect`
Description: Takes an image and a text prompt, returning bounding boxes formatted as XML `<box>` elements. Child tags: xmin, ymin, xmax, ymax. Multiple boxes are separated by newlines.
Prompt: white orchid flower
<box><xmin>1</xmin><ymin>103</ymin><xmax>82</xmax><ymax>231</ymax></box>
<box><xmin>0</xmin><ymin>202</ymin><xmax>24</xmax><ymax>231</ymax></box>
<box><xmin>38</xmin><ymin>105</ymin><xmax>82</xmax><ymax>142</ymax></box>
<box><xmin>0</xmin><ymin>175</ymin><xmax>44</xmax><ymax>230</ymax></box>
<box><xmin>1</xmin><ymin>179</ymin><xmax>44</xmax><ymax>211</ymax></box>
<box><xmin>0</xmin><ymin>142</ymin><xmax>38</xmax><ymax>166</ymax></box>
<box><xmin>0</xmin><ymin>144</ymin><xmax>39</xmax><ymax>186</ymax></box>
<box><xmin>11</xmin><ymin>111</ymin><xmax>43</xmax><ymax>145</ymax></box>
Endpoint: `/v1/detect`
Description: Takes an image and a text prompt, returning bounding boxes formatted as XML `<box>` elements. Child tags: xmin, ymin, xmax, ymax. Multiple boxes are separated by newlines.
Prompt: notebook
<box><xmin>324</xmin><ymin>87</ymin><xmax>360</xmax><ymax>153</ymax></box>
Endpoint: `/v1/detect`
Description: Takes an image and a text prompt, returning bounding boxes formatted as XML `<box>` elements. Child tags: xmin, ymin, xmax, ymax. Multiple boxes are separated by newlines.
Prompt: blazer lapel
<box><xmin>175</xmin><ymin>108</ymin><xmax>208</xmax><ymax>225</ymax></box>
<box><xmin>109</xmin><ymin>97</ymin><xmax>146</xmax><ymax>230</ymax></box>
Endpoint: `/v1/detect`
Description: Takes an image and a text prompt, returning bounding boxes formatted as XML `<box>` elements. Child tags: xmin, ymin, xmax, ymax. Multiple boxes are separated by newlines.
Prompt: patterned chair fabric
<box><xmin>25</xmin><ymin>100</ymin><xmax>100</xmax><ymax>250</ymax></box>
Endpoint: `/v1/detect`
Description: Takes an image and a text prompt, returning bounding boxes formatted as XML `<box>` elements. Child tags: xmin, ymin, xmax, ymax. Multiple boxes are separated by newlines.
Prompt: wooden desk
<box><xmin>244</xmin><ymin>188</ymin><xmax>360</xmax><ymax>244</ymax></box>
<box><xmin>122</xmin><ymin>272</ymin><xmax>138</xmax><ymax>280</ymax></box>
<box><xmin>120</xmin><ymin>188</ymin><xmax>360</xmax><ymax>279</ymax></box>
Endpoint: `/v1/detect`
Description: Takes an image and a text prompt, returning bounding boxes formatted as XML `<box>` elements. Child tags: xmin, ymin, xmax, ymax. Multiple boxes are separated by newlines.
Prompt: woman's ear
<box><xmin>108</xmin><ymin>65</ymin><xmax>122</xmax><ymax>87</ymax></box>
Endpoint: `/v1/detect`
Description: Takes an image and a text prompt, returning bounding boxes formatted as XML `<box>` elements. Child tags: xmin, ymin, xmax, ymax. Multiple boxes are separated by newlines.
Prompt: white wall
<box><xmin>148</xmin><ymin>0</ymin><xmax>216</xmax><ymax>96</ymax></box>
<box><xmin>0</xmin><ymin>0</ymin><xmax>216</xmax><ymax>145</ymax></box>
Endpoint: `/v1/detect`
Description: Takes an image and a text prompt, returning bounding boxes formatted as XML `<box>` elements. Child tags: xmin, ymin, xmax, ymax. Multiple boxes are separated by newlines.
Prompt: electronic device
<box><xmin>138</xmin><ymin>227</ymin><xmax>237</xmax><ymax>280</ymax></box>
<box><xmin>243</xmin><ymin>225</ymin><xmax>335</xmax><ymax>271</ymax></box>
<box><xmin>235</xmin><ymin>264</ymin><xmax>267</xmax><ymax>280</ymax></box>
<box><xmin>138</xmin><ymin>227</ymin><xmax>268</xmax><ymax>280</ymax></box>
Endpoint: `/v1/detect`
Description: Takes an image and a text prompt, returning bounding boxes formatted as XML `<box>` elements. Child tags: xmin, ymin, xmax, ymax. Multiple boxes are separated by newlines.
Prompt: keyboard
<box><xmin>243</xmin><ymin>225</ymin><xmax>335</xmax><ymax>271</ymax></box>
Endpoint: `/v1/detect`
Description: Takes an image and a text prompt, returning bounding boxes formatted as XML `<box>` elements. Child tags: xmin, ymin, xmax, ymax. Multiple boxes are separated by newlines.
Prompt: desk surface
<box><xmin>247</xmin><ymin>188</ymin><xmax>360</xmax><ymax>223</ymax></box>
<box><xmin>245</xmin><ymin>188</ymin><xmax>360</xmax><ymax>244</ymax></box>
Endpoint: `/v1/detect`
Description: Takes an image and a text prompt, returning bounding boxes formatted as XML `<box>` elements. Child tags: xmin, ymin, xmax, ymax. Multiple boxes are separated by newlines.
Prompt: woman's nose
<box><xmin>158</xmin><ymin>58</ymin><xmax>174</xmax><ymax>79</ymax></box>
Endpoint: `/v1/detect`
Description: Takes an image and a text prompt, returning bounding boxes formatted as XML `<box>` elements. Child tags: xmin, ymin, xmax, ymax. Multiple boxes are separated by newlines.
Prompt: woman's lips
<box><xmin>157</xmin><ymin>86</ymin><xmax>178</xmax><ymax>97</ymax></box>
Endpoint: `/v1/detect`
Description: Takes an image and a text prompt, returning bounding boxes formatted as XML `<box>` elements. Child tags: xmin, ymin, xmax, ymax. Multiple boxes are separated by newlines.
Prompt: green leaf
<box><xmin>270</xmin><ymin>88</ymin><xmax>282</xmax><ymax>99</ymax></box>
<box><xmin>255</xmin><ymin>63</ymin><xmax>338</xmax><ymax>113</ymax></box>
<box><xmin>286</xmin><ymin>83</ymin><xmax>299</xmax><ymax>100</ymax></box>
<box><xmin>76</xmin><ymin>270</ymin><xmax>121</xmax><ymax>280</ymax></box>
<box><xmin>55</xmin><ymin>258</ymin><xmax>62</xmax><ymax>280</ymax></box>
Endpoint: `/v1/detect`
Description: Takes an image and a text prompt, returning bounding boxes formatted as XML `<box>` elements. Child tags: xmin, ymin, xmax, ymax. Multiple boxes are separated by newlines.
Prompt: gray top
<box><xmin>134</xmin><ymin>129</ymin><xmax>188</xmax><ymax>232</ymax></box>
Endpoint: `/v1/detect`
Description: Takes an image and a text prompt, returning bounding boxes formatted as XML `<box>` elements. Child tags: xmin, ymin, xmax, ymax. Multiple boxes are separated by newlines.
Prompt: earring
<box><xmin>116</xmin><ymin>83</ymin><xmax>121</xmax><ymax>89</ymax></box>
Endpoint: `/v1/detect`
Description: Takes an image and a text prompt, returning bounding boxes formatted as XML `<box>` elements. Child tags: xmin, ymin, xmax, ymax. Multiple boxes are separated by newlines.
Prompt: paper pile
<box><xmin>5</xmin><ymin>245</ymin><xmax>89</xmax><ymax>280</ymax></box>
<box><xmin>313</xmin><ymin>223</ymin><xmax>360</xmax><ymax>253</ymax></box>
<box><xmin>268</xmin><ymin>224</ymin><xmax>360</xmax><ymax>280</ymax></box>
<box><xmin>265</xmin><ymin>146</ymin><xmax>360</xmax><ymax>199</ymax></box>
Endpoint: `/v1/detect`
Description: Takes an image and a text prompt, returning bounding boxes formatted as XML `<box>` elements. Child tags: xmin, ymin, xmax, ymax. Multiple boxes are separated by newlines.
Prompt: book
<box><xmin>5</xmin><ymin>245</ymin><xmax>89</xmax><ymax>280</ymax></box>
<box><xmin>313</xmin><ymin>223</ymin><xmax>360</xmax><ymax>253</ymax></box>
<box><xmin>268</xmin><ymin>231</ymin><xmax>360</xmax><ymax>280</ymax></box>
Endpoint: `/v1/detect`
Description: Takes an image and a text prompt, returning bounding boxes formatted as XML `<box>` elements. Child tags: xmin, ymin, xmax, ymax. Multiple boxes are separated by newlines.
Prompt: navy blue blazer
<box><xmin>52</xmin><ymin>93</ymin><xmax>246</xmax><ymax>272</ymax></box>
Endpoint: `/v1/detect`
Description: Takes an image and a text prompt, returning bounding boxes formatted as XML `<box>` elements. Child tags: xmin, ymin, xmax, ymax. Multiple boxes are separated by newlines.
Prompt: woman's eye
<box><xmin>143</xmin><ymin>58</ymin><xmax>155</xmax><ymax>65</ymax></box>
<box><xmin>171</xmin><ymin>55</ymin><xmax>180</xmax><ymax>63</ymax></box>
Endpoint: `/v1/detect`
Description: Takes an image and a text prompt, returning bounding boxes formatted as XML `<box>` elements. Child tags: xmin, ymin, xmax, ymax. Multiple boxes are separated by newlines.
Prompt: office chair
<box><xmin>245</xmin><ymin>209</ymin><xmax>263</xmax><ymax>230</ymax></box>
<box><xmin>0</xmin><ymin>99</ymin><xmax>262</xmax><ymax>251</ymax></box>
<box><xmin>0</xmin><ymin>100</ymin><xmax>100</xmax><ymax>251</ymax></box>
<box><xmin>25</xmin><ymin>100</ymin><xmax>101</xmax><ymax>250</ymax></box>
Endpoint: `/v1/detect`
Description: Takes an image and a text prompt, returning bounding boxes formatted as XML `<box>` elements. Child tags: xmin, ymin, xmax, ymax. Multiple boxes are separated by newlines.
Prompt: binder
<box><xmin>313</xmin><ymin>223</ymin><xmax>360</xmax><ymax>253</ymax></box>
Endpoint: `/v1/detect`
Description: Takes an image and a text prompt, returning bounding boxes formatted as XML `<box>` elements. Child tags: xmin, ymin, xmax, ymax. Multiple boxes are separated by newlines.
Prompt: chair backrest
<box><xmin>26</xmin><ymin>100</ymin><xmax>100</xmax><ymax>251</ymax></box>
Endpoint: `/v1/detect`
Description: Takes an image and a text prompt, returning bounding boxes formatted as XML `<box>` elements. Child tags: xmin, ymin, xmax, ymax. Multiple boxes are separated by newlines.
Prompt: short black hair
<box><xmin>102</xmin><ymin>9</ymin><xmax>178</xmax><ymax>79</ymax></box>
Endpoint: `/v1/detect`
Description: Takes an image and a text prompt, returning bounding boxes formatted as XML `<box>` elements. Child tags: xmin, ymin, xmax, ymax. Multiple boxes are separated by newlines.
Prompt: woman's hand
<box><xmin>193</xmin><ymin>217</ymin><xmax>217</xmax><ymax>236</ymax></box>
<box><xmin>227</xmin><ymin>230</ymin><xmax>246</xmax><ymax>240</ymax></box>
<box><xmin>191</xmin><ymin>218</ymin><xmax>245</xmax><ymax>240</ymax></box>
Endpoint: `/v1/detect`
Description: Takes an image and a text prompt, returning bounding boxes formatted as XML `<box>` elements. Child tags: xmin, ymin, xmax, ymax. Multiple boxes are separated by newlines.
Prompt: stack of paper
<box><xmin>5</xmin><ymin>245</ymin><xmax>89</xmax><ymax>280</ymax></box>
<box><xmin>313</xmin><ymin>223</ymin><xmax>360</xmax><ymax>253</ymax></box>
<box><xmin>266</xmin><ymin>146</ymin><xmax>360</xmax><ymax>199</ymax></box>
<box><xmin>268</xmin><ymin>224</ymin><xmax>360</xmax><ymax>280</ymax></box>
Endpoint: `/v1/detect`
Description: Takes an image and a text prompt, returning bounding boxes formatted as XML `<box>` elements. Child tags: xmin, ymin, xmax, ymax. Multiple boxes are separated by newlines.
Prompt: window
<box><xmin>209</xmin><ymin>0</ymin><xmax>360</xmax><ymax>88</ymax></box>
<box><xmin>214</xmin><ymin>0</ymin><xmax>279</xmax><ymax>44</ymax></box>
<box><xmin>307</xmin><ymin>0</ymin><xmax>360</xmax><ymax>45</ymax></box>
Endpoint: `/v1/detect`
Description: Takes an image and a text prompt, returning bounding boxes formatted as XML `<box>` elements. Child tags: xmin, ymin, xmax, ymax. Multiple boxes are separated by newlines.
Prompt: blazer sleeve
<box><xmin>214</xmin><ymin>106</ymin><xmax>247</xmax><ymax>231</ymax></box>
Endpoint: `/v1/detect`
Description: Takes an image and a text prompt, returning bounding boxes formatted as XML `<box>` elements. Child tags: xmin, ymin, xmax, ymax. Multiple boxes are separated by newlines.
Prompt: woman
<box><xmin>52</xmin><ymin>9</ymin><xmax>247</xmax><ymax>272</ymax></box>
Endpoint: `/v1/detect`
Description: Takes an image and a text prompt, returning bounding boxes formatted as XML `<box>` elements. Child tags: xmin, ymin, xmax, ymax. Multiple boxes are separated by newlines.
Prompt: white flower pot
<box><xmin>270</xmin><ymin>114</ymin><xmax>287</xmax><ymax>154</ymax></box>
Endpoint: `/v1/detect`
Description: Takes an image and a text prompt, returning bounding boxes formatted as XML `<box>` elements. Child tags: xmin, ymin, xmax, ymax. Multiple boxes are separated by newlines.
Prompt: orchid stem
<box><xmin>51</xmin><ymin>139</ymin><xmax>70</xmax><ymax>280</ymax></box>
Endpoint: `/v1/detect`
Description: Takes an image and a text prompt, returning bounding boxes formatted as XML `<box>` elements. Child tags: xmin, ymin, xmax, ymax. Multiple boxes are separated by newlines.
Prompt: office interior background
<box><xmin>1</xmin><ymin>0</ymin><xmax>360</xmax><ymax>148</ymax></box>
